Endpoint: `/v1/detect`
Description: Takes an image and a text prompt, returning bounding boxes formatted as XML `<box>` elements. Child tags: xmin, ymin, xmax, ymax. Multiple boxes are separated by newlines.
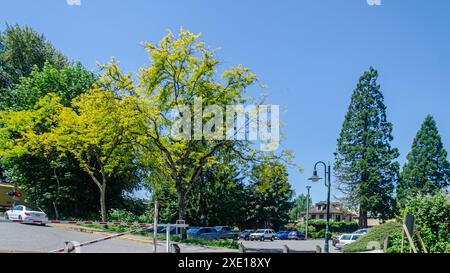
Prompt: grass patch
<box><xmin>0</xmin><ymin>211</ymin><xmax>4</xmax><ymax>217</ymax></box>
<box><xmin>81</xmin><ymin>224</ymin><xmax>239</xmax><ymax>249</ymax></box>
<box><xmin>343</xmin><ymin>221</ymin><xmax>403</xmax><ymax>253</ymax></box>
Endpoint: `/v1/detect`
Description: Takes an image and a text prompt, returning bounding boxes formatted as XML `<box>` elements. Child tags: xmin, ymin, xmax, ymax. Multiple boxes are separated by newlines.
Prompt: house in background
<box><xmin>300</xmin><ymin>201</ymin><xmax>357</xmax><ymax>223</ymax></box>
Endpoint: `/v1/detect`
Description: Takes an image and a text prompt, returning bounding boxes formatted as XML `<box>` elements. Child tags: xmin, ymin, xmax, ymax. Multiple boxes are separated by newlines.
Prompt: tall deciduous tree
<box><xmin>334</xmin><ymin>67</ymin><xmax>399</xmax><ymax>227</ymax></box>
<box><xmin>97</xmin><ymin>30</ymin><xmax>273</xmax><ymax>222</ymax></box>
<box><xmin>397</xmin><ymin>115</ymin><xmax>450</xmax><ymax>206</ymax></box>
<box><xmin>0</xmin><ymin>89</ymin><xmax>139</xmax><ymax>222</ymax></box>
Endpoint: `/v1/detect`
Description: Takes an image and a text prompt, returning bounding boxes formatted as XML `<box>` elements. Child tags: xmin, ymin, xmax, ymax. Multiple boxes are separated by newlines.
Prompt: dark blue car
<box><xmin>288</xmin><ymin>231</ymin><xmax>306</xmax><ymax>240</ymax></box>
<box><xmin>274</xmin><ymin>231</ymin><xmax>289</xmax><ymax>240</ymax></box>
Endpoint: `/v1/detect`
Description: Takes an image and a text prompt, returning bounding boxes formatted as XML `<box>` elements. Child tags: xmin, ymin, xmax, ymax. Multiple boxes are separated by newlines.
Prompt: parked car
<box><xmin>333</xmin><ymin>228</ymin><xmax>369</xmax><ymax>246</ymax></box>
<box><xmin>238</xmin><ymin>230</ymin><xmax>254</xmax><ymax>241</ymax></box>
<box><xmin>250</xmin><ymin>229</ymin><xmax>275</xmax><ymax>241</ymax></box>
<box><xmin>187</xmin><ymin>227</ymin><xmax>220</xmax><ymax>240</ymax></box>
<box><xmin>334</xmin><ymin>233</ymin><xmax>363</xmax><ymax>249</ymax></box>
<box><xmin>5</xmin><ymin>205</ymin><xmax>48</xmax><ymax>225</ymax></box>
<box><xmin>353</xmin><ymin>228</ymin><xmax>369</xmax><ymax>235</ymax></box>
<box><xmin>274</xmin><ymin>231</ymin><xmax>290</xmax><ymax>240</ymax></box>
<box><xmin>288</xmin><ymin>230</ymin><xmax>306</xmax><ymax>240</ymax></box>
<box><xmin>214</xmin><ymin>226</ymin><xmax>240</xmax><ymax>240</ymax></box>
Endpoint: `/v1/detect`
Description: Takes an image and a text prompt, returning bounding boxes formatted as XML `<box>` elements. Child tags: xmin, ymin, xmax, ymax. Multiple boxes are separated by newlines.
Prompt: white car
<box><xmin>5</xmin><ymin>205</ymin><xmax>48</xmax><ymax>225</ymax></box>
<box><xmin>335</xmin><ymin>233</ymin><xmax>363</xmax><ymax>249</ymax></box>
<box><xmin>250</xmin><ymin>229</ymin><xmax>275</xmax><ymax>241</ymax></box>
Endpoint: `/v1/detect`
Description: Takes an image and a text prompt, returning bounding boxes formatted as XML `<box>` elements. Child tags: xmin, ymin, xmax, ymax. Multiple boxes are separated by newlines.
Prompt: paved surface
<box><xmin>0</xmin><ymin>219</ymin><xmax>233</xmax><ymax>253</ymax></box>
<box><xmin>241</xmin><ymin>239</ymin><xmax>341</xmax><ymax>253</ymax></box>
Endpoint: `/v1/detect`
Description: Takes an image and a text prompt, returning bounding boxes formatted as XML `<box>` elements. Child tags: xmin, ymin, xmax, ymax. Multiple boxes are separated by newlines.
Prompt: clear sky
<box><xmin>2</xmin><ymin>0</ymin><xmax>450</xmax><ymax>204</ymax></box>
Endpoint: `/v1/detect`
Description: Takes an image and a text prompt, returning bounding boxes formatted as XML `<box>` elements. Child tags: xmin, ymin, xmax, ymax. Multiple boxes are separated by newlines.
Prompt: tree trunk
<box><xmin>359</xmin><ymin>206</ymin><xmax>368</xmax><ymax>228</ymax></box>
<box><xmin>52</xmin><ymin>201</ymin><xmax>59</xmax><ymax>220</ymax></box>
<box><xmin>178</xmin><ymin>191</ymin><xmax>186</xmax><ymax>221</ymax></box>
<box><xmin>100</xmin><ymin>183</ymin><xmax>107</xmax><ymax>222</ymax></box>
<box><xmin>178</xmin><ymin>191</ymin><xmax>187</xmax><ymax>239</ymax></box>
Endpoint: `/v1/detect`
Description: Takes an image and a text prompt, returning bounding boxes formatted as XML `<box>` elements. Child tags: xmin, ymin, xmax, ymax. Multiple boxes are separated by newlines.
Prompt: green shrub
<box><xmin>298</xmin><ymin>220</ymin><xmax>359</xmax><ymax>238</ymax></box>
<box><xmin>400</xmin><ymin>191</ymin><xmax>450</xmax><ymax>253</ymax></box>
<box><xmin>343</xmin><ymin>221</ymin><xmax>402</xmax><ymax>253</ymax></box>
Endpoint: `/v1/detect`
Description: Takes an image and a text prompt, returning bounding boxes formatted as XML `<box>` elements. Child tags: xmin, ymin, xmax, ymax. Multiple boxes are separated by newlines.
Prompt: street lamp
<box><xmin>308</xmin><ymin>161</ymin><xmax>331</xmax><ymax>253</ymax></box>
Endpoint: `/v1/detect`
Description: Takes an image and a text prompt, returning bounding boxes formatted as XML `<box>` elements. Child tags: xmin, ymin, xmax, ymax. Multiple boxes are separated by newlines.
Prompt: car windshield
<box><xmin>255</xmin><ymin>229</ymin><xmax>265</xmax><ymax>233</ymax></box>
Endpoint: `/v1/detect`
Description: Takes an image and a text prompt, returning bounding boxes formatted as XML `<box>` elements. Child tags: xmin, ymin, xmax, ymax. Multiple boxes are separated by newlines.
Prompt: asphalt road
<box><xmin>1</xmin><ymin>219</ymin><xmax>339</xmax><ymax>253</ymax></box>
<box><xmin>0</xmin><ymin>221</ymin><xmax>160</xmax><ymax>253</ymax></box>
<box><xmin>0</xmin><ymin>220</ymin><xmax>233</xmax><ymax>253</ymax></box>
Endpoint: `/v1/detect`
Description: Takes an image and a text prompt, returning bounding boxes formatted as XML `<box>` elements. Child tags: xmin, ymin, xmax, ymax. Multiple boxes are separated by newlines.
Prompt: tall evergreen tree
<box><xmin>397</xmin><ymin>115</ymin><xmax>450</xmax><ymax>206</ymax></box>
<box><xmin>334</xmin><ymin>67</ymin><xmax>399</xmax><ymax>228</ymax></box>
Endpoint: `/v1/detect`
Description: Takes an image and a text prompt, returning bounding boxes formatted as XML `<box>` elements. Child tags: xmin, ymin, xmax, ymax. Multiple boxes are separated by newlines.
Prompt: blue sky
<box><xmin>2</xmin><ymin>0</ymin><xmax>450</xmax><ymax>204</ymax></box>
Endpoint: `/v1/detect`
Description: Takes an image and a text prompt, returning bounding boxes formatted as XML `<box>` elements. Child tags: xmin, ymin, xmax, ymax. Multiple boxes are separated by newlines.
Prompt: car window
<box><xmin>352</xmin><ymin>235</ymin><xmax>361</xmax><ymax>240</ymax></box>
<box><xmin>24</xmin><ymin>206</ymin><xmax>40</xmax><ymax>212</ymax></box>
<box><xmin>255</xmin><ymin>229</ymin><xmax>265</xmax><ymax>233</ymax></box>
<box><xmin>341</xmin><ymin>235</ymin><xmax>352</xmax><ymax>240</ymax></box>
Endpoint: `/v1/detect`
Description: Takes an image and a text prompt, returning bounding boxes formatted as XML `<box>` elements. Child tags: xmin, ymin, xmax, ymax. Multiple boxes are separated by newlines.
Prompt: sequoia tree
<box><xmin>334</xmin><ymin>67</ymin><xmax>399</xmax><ymax>228</ymax></box>
<box><xmin>397</xmin><ymin>115</ymin><xmax>450</xmax><ymax>206</ymax></box>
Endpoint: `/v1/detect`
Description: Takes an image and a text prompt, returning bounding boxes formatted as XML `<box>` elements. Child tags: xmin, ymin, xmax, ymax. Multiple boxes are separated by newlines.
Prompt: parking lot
<box><xmin>241</xmin><ymin>239</ymin><xmax>340</xmax><ymax>253</ymax></box>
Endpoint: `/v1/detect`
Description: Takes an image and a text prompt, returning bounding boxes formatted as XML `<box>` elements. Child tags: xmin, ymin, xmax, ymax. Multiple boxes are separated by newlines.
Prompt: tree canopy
<box><xmin>334</xmin><ymin>67</ymin><xmax>399</xmax><ymax>227</ymax></box>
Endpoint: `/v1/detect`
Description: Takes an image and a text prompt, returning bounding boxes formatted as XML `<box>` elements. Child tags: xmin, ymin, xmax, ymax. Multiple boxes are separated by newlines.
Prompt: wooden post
<box><xmin>383</xmin><ymin>236</ymin><xmax>390</xmax><ymax>253</ymax></box>
<box><xmin>403</xmin><ymin>224</ymin><xmax>417</xmax><ymax>253</ymax></box>
<box><xmin>171</xmin><ymin>243</ymin><xmax>181</xmax><ymax>253</ymax></box>
<box><xmin>316</xmin><ymin>245</ymin><xmax>322</xmax><ymax>253</ymax></box>
<box><xmin>415</xmin><ymin>229</ymin><xmax>428</xmax><ymax>253</ymax></box>
<box><xmin>238</xmin><ymin>243</ymin><xmax>246</xmax><ymax>253</ymax></box>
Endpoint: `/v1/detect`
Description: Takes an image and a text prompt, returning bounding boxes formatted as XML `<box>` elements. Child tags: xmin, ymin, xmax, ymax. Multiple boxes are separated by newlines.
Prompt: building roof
<box><xmin>302</xmin><ymin>201</ymin><xmax>357</xmax><ymax>216</ymax></box>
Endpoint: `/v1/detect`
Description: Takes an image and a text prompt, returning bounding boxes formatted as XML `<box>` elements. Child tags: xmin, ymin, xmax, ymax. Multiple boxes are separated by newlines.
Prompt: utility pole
<box><xmin>305</xmin><ymin>186</ymin><xmax>311</xmax><ymax>240</ymax></box>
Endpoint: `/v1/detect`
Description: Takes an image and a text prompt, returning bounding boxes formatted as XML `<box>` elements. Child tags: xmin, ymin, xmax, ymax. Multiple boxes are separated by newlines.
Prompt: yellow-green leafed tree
<box><xmin>0</xmin><ymin>89</ymin><xmax>139</xmax><ymax>222</ymax></box>
<box><xmin>97</xmin><ymin>29</ymin><xmax>266</xmax><ymax>222</ymax></box>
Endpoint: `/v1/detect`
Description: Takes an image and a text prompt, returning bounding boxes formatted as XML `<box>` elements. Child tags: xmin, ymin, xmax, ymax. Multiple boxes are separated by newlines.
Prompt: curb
<box><xmin>49</xmin><ymin>224</ymin><xmax>155</xmax><ymax>245</ymax></box>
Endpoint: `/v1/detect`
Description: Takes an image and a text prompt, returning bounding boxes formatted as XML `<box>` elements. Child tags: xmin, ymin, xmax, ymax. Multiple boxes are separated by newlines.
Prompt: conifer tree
<box><xmin>397</xmin><ymin>115</ymin><xmax>450</xmax><ymax>206</ymax></box>
<box><xmin>334</xmin><ymin>67</ymin><xmax>399</xmax><ymax>227</ymax></box>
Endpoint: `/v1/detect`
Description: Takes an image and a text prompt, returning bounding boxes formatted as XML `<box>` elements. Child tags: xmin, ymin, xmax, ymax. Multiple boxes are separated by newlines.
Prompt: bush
<box><xmin>343</xmin><ymin>221</ymin><xmax>402</xmax><ymax>253</ymax></box>
<box><xmin>400</xmin><ymin>191</ymin><xmax>450</xmax><ymax>253</ymax></box>
<box><xmin>298</xmin><ymin>220</ymin><xmax>359</xmax><ymax>238</ymax></box>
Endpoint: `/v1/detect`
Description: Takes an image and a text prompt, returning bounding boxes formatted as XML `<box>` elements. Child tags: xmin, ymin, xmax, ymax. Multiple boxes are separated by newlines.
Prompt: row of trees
<box><xmin>0</xmin><ymin>24</ymin><xmax>294</xmax><ymax>228</ymax></box>
<box><xmin>335</xmin><ymin>67</ymin><xmax>450</xmax><ymax>227</ymax></box>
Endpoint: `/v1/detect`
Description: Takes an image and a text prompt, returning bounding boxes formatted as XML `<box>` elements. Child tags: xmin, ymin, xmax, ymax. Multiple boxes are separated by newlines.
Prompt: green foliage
<box><xmin>1</xmin><ymin>62</ymin><xmax>95</xmax><ymax>110</ymax></box>
<box><xmin>298</xmin><ymin>220</ymin><xmax>359</xmax><ymax>238</ymax></box>
<box><xmin>401</xmin><ymin>191</ymin><xmax>450</xmax><ymax>253</ymax></box>
<box><xmin>398</xmin><ymin>115</ymin><xmax>450</xmax><ymax>207</ymax></box>
<box><xmin>334</xmin><ymin>67</ymin><xmax>399</xmax><ymax>225</ymax></box>
<box><xmin>185</xmin><ymin>165</ymin><xmax>248</xmax><ymax>228</ymax></box>
<box><xmin>289</xmin><ymin>194</ymin><xmax>312</xmax><ymax>221</ymax></box>
<box><xmin>172</xmin><ymin>237</ymin><xmax>239</xmax><ymax>249</ymax></box>
<box><xmin>0</xmin><ymin>24</ymin><xmax>68</xmax><ymax>91</ymax></box>
<box><xmin>343</xmin><ymin>221</ymin><xmax>402</xmax><ymax>253</ymax></box>
<box><xmin>246</xmin><ymin>159</ymin><xmax>294</xmax><ymax>230</ymax></box>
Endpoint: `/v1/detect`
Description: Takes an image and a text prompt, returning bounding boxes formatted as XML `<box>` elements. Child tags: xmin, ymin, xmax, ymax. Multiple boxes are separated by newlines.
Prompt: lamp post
<box><xmin>305</xmin><ymin>186</ymin><xmax>311</xmax><ymax>240</ymax></box>
<box><xmin>308</xmin><ymin>161</ymin><xmax>331</xmax><ymax>253</ymax></box>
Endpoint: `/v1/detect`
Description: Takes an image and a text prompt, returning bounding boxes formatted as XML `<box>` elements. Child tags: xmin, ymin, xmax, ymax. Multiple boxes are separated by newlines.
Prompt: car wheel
<box><xmin>4</xmin><ymin>213</ymin><xmax>9</xmax><ymax>220</ymax></box>
<box><xmin>271</xmin><ymin>237</ymin><xmax>274</xmax><ymax>241</ymax></box>
<box><xmin>260</xmin><ymin>237</ymin><xmax>264</xmax><ymax>241</ymax></box>
<box><xmin>250</xmin><ymin>238</ymin><xmax>253</xmax><ymax>241</ymax></box>
<box><xmin>18</xmin><ymin>215</ymin><xmax>22</xmax><ymax>220</ymax></box>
